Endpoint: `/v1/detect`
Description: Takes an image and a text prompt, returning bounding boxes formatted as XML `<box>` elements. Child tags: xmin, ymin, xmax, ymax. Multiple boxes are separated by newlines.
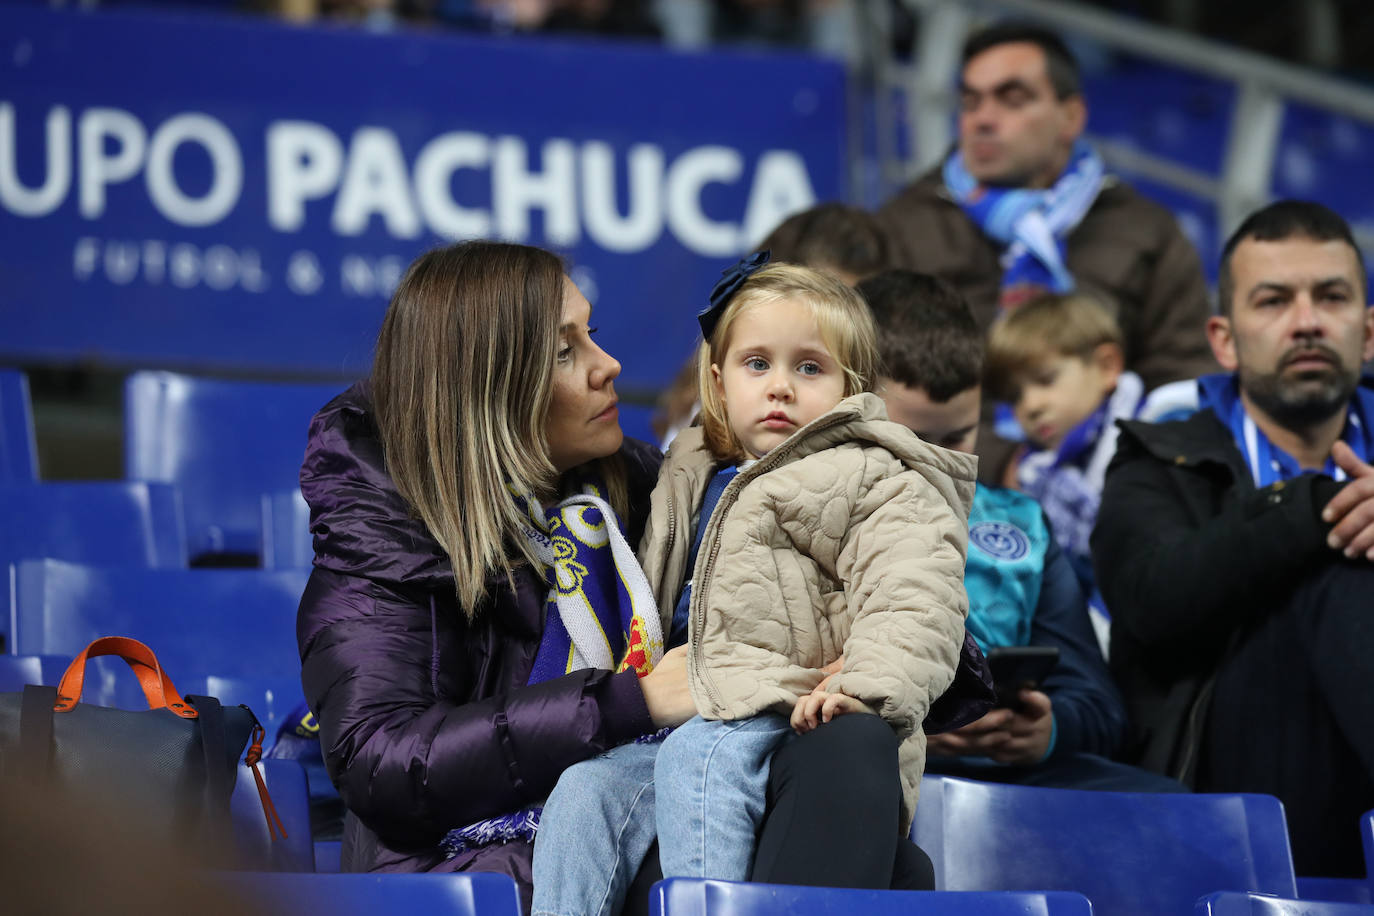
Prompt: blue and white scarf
<box><xmin>441</xmin><ymin>479</ymin><xmax>663</xmax><ymax>858</ymax></box>
<box><xmin>943</xmin><ymin>138</ymin><xmax>1106</xmax><ymax>309</ymax></box>
<box><xmin>1198</xmin><ymin>373</ymin><xmax>1374</xmax><ymax>488</ymax></box>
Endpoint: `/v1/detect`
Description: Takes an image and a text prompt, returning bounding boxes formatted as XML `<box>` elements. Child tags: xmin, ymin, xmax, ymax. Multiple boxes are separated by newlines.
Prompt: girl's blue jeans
<box><xmin>530</xmin><ymin>713</ymin><xmax>792</xmax><ymax>916</ymax></box>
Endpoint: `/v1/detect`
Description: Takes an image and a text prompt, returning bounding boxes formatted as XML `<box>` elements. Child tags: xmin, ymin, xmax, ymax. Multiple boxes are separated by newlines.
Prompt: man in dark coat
<box><xmin>878</xmin><ymin>23</ymin><xmax>1216</xmax><ymax>482</ymax></box>
<box><xmin>1092</xmin><ymin>200</ymin><xmax>1374</xmax><ymax>876</ymax></box>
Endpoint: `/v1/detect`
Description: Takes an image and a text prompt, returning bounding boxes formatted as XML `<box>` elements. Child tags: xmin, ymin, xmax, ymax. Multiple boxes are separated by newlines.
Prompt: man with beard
<box><xmin>1092</xmin><ymin>200</ymin><xmax>1374</xmax><ymax>876</ymax></box>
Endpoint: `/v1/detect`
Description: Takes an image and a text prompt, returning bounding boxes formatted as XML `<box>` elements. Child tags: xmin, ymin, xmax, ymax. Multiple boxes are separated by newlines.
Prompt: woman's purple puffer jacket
<box><xmin>296</xmin><ymin>382</ymin><xmax>662</xmax><ymax>902</ymax></box>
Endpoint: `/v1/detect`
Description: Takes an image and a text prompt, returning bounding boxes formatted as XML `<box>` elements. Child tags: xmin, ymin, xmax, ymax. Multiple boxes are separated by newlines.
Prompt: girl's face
<box><xmin>545</xmin><ymin>277</ymin><xmax>624</xmax><ymax>474</ymax></box>
<box><xmin>711</xmin><ymin>298</ymin><xmax>848</xmax><ymax>460</ymax></box>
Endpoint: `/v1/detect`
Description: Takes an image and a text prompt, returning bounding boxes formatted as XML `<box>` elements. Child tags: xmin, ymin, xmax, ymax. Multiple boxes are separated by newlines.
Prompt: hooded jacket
<box><xmin>637</xmin><ymin>393</ymin><xmax>978</xmax><ymax>830</ymax></box>
<box><xmin>295</xmin><ymin>382</ymin><xmax>661</xmax><ymax>892</ymax></box>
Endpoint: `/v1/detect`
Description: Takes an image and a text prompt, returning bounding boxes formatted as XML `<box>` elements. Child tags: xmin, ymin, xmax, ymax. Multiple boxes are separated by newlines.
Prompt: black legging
<box><xmin>623</xmin><ymin>714</ymin><xmax>934</xmax><ymax>915</ymax></box>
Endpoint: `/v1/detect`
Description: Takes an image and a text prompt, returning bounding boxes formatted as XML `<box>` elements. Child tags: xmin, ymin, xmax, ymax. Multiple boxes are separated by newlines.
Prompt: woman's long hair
<box><xmin>372</xmin><ymin>240</ymin><xmax>625</xmax><ymax>615</ymax></box>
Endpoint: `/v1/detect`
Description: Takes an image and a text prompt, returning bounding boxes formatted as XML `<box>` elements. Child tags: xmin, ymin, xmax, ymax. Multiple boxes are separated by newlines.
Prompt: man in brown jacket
<box><xmin>878</xmin><ymin>23</ymin><xmax>1216</xmax><ymax>481</ymax></box>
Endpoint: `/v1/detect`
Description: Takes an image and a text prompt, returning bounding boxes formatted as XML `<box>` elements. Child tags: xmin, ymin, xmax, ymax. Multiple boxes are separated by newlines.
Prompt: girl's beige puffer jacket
<box><xmin>637</xmin><ymin>393</ymin><xmax>977</xmax><ymax>830</ymax></box>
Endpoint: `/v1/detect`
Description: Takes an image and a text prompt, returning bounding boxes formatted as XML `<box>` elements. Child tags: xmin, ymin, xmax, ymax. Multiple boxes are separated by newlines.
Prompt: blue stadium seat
<box><xmin>912</xmin><ymin>775</ymin><xmax>1298</xmax><ymax>915</ymax></box>
<box><xmin>1195</xmin><ymin>892</ymin><xmax>1374</xmax><ymax>914</ymax></box>
<box><xmin>0</xmin><ymin>368</ymin><xmax>39</xmax><ymax>481</ymax></box>
<box><xmin>618</xmin><ymin>402</ymin><xmax>660</xmax><ymax>449</ymax></box>
<box><xmin>0</xmin><ymin>481</ymin><xmax>187</xmax><ymax>568</ymax></box>
<box><xmin>313</xmin><ymin>840</ymin><xmax>342</xmax><ymax>874</ymax></box>
<box><xmin>230</xmin><ymin>757</ymin><xmax>315</xmax><ymax>872</ymax></box>
<box><xmin>650</xmin><ymin>878</ymin><xmax>1094</xmax><ymax>915</ymax></box>
<box><xmin>7</xmin><ymin>559</ymin><xmax>307</xmax><ymax>684</ymax></box>
<box><xmin>124</xmin><ymin>371</ymin><xmax>343</xmax><ymax>561</ymax></box>
<box><xmin>211</xmin><ymin>872</ymin><xmax>523</xmax><ymax>916</ymax></box>
<box><xmin>260</xmin><ymin>489</ymin><xmax>314</xmax><ymax>570</ymax></box>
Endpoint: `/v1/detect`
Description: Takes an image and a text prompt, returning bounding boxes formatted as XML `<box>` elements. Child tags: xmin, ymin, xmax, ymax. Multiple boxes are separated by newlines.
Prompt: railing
<box><xmin>872</xmin><ymin>0</ymin><xmax>1374</xmax><ymax>251</ymax></box>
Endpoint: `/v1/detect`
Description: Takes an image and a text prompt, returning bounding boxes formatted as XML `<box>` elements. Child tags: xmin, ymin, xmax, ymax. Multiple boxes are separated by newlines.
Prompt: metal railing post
<box><xmin>908</xmin><ymin>0</ymin><xmax>972</xmax><ymax>178</ymax></box>
<box><xmin>1219</xmin><ymin>83</ymin><xmax>1284</xmax><ymax>239</ymax></box>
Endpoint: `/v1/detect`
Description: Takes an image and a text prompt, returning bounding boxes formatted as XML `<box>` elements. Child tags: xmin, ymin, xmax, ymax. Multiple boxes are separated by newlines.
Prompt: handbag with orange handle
<box><xmin>0</xmin><ymin>636</ymin><xmax>285</xmax><ymax>850</ymax></box>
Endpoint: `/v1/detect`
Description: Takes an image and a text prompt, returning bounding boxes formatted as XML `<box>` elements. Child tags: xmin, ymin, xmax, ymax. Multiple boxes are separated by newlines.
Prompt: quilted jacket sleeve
<box><xmin>824</xmin><ymin>459</ymin><xmax>975</xmax><ymax>739</ymax></box>
<box><xmin>297</xmin><ymin>567</ymin><xmax>655</xmax><ymax>847</ymax></box>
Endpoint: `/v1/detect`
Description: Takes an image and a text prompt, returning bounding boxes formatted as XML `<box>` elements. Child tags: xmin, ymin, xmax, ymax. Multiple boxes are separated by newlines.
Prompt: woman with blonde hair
<box><xmin>297</xmin><ymin>241</ymin><xmax>951</xmax><ymax>914</ymax></box>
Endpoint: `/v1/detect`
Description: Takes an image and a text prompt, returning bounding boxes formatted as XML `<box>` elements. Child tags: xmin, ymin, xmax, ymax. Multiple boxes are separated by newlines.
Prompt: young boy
<box><xmin>983</xmin><ymin>293</ymin><xmax>1143</xmax><ymax>652</ymax></box>
<box><xmin>857</xmin><ymin>270</ymin><xmax>1180</xmax><ymax>792</ymax></box>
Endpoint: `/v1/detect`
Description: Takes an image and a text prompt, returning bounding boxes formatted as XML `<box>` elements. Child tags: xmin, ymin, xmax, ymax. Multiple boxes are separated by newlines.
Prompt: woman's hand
<box><xmin>640</xmin><ymin>645</ymin><xmax>696</xmax><ymax>728</ymax></box>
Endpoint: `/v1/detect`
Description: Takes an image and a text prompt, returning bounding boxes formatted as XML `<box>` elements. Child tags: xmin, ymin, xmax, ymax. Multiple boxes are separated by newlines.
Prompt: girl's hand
<box><xmin>790</xmin><ymin>688</ymin><xmax>874</xmax><ymax>734</ymax></box>
<box><xmin>640</xmin><ymin>645</ymin><xmax>696</xmax><ymax>728</ymax></box>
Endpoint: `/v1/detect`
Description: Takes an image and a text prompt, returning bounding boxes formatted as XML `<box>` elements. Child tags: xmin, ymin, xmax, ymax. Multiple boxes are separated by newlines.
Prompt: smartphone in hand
<box><xmin>986</xmin><ymin>645</ymin><xmax>1059</xmax><ymax>710</ymax></box>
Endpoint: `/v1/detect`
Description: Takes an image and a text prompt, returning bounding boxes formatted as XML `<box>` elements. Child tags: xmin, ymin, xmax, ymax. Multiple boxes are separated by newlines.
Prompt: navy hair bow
<box><xmin>697</xmin><ymin>250</ymin><xmax>771</xmax><ymax>340</ymax></box>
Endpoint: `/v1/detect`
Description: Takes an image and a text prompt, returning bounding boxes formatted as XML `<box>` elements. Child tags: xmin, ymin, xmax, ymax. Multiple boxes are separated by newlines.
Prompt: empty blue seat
<box><xmin>0</xmin><ymin>480</ymin><xmax>187</xmax><ymax>567</ymax></box>
<box><xmin>260</xmin><ymin>489</ymin><xmax>314</xmax><ymax>570</ymax></box>
<box><xmin>1196</xmin><ymin>892</ymin><xmax>1374</xmax><ymax>914</ymax></box>
<box><xmin>651</xmin><ymin>878</ymin><xmax>1094</xmax><ymax>915</ymax></box>
<box><xmin>230</xmin><ymin>758</ymin><xmax>315</xmax><ymax>872</ymax></box>
<box><xmin>124</xmin><ymin>371</ymin><xmax>343</xmax><ymax>560</ymax></box>
<box><xmin>211</xmin><ymin>872</ymin><xmax>523</xmax><ymax>916</ymax></box>
<box><xmin>8</xmin><ymin>559</ymin><xmax>307</xmax><ymax>683</ymax></box>
<box><xmin>913</xmin><ymin>775</ymin><xmax>1297</xmax><ymax>915</ymax></box>
<box><xmin>0</xmin><ymin>368</ymin><xmax>38</xmax><ymax>482</ymax></box>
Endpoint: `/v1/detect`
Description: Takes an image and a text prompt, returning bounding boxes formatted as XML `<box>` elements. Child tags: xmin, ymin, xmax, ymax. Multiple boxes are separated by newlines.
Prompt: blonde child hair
<box><xmin>695</xmin><ymin>262</ymin><xmax>879</xmax><ymax>462</ymax></box>
<box><xmin>983</xmin><ymin>292</ymin><xmax>1124</xmax><ymax>402</ymax></box>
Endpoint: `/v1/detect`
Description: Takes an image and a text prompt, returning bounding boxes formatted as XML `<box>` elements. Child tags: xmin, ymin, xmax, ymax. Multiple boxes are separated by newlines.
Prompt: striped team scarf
<box><xmin>441</xmin><ymin>478</ymin><xmax>663</xmax><ymax>858</ymax></box>
<box><xmin>943</xmin><ymin>138</ymin><xmax>1105</xmax><ymax>311</ymax></box>
<box><xmin>516</xmin><ymin>481</ymin><xmax>663</xmax><ymax>682</ymax></box>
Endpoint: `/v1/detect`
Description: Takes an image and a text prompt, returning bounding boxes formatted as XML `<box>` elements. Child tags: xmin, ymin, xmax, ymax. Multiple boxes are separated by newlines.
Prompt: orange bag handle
<box><xmin>54</xmin><ymin>636</ymin><xmax>198</xmax><ymax>720</ymax></box>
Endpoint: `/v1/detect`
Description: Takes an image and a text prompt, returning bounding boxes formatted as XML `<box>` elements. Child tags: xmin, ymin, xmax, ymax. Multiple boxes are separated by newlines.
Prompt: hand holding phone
<box><xmin>986</xmin><ymin>645</ymin><xmax>1059</xmax><ymax>710</ymax></box>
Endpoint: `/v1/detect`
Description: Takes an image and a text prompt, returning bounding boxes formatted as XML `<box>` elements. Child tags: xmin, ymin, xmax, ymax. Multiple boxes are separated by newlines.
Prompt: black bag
<box><xmin>0</xmin><ymin>636</ymin><xmax>283</xmax><ymax>845</ymax></box>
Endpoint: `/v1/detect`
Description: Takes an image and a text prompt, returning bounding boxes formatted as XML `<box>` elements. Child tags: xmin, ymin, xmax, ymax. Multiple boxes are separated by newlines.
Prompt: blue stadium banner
<box><xmin>0</xmin><ymin>6</ymin><xmax>846</xmax><ymax>390</ymax></box>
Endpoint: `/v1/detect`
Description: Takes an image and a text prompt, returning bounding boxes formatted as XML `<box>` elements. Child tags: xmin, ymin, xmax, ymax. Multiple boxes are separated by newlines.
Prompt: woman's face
<box><xmin>545</xmin><ymin>277</ymin><xmax>624</xmax><ymax>474</ymax></box>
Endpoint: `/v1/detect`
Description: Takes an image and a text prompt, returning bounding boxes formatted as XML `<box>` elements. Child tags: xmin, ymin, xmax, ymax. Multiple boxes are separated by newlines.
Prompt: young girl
<box><xmin>531</xmin><ymin>257</ymin><xmax>977</xmax><ymax>916</ymax></box>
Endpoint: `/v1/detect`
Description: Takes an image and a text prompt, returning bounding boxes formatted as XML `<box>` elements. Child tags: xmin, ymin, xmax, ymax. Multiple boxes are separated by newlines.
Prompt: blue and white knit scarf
<box><xmin>440</xmin><ymin>479</ymin><xmax>663</xmax><ymax>858</ymax></box>
<box><xmin>1198</xmin><ymin>373</ymin><xmax>1374</xmax><ymax>488</ymax></box>
<box><xmin>943</xmin><ymin>138</ymin><xmax>1105</xmax><ymax>309</ymax></box>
